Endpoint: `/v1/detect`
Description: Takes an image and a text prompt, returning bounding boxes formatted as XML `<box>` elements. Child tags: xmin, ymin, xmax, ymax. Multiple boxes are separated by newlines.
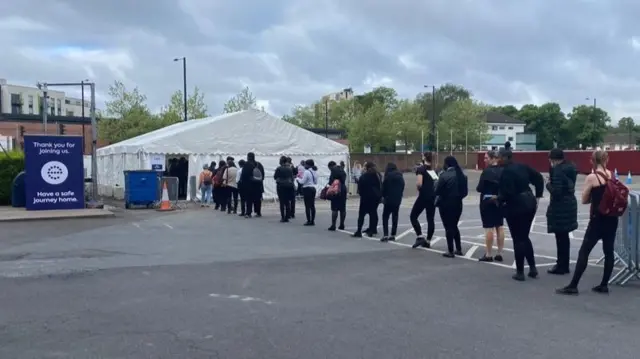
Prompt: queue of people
<box><xmin>199</xmin><ymin>147</ymin><xmax>626</xmax><ymax>295</ymax></box>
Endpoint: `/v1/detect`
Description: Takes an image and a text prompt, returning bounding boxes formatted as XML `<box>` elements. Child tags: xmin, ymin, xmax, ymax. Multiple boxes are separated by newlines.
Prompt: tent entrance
<box><xmin>166</xmin><ymin>154</ymin><xmax>189</xmax><ymax>200</ymax></box>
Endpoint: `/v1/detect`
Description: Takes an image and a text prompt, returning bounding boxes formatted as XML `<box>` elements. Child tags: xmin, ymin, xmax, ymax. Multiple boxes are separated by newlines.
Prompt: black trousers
<box><xmin>226</xmin><ymin>187</ymin><xmax>238</xmax><ymax>213</ymax></box>
<box><xmin>554</xmin><ymin>232</ymin><xmax>571</xmax><ymax>270</ymax></box>
<box><xmin>277</xmin><ymin>186</ymin><xmax>293</xmax><ymax>219</ymax></box>
<box><xmin>245</xmin><ymin>186</ymin><xmax>262</xmax><ymax>216</ymax></box>
<box><xmin>302</xmin><ymin>187</ymin><xmax>316</xmax><ymax>223</ymax></box>
<box><xmin>570</xmin><ymin>216</ymin><xmax>618</xmax><ymax>287</ymax></box>
<box><xmin>382</xmin><ymin>202</ymin><xmax>400</xmax><ymax>236</ymax></box>
<box><xmin>290</xmin><ymin>189</ymin><xmax>296</xmax><ymax>217</ymax></box>
<box><xmin>409</xmin><ymin>196</ymin><xmax>435</xmax><ymax>239</ymax></box>
<box><xmin>218</xmin><ymin>187</ymin><xmax>229</xmax><ymax>210</ymax></box>
<box><xmin>439</xmin><ymin>201</ymin><xmax>463</xmax><ymax>253</ymax></box>
<box><xmin>506</xmin><ymin>207</ymin><xmax>537</xmax><ymax>273</ymax></box>
<box><xmin>357</xmin><ymin>200</ymin><xmax>379</xmax><ymax>233</ymax></box>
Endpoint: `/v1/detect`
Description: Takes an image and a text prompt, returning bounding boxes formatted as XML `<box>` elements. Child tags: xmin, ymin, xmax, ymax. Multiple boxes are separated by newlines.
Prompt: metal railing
<box><xmin>604</xmin><ymin>191</ymin><xmax>640</xmax><ymax>285</ymax></box>
<box><xmin>155</xmin><ymin>176</ymin><xmax>186</xmax><ymax>210</ymax></box>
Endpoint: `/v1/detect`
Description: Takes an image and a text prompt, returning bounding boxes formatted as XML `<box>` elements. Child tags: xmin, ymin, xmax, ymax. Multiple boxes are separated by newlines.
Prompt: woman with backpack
<box><xmin>274</xmin><ymin>156</ymin><xmax>295</xmax><ymax>222</ymax></box>
<box><xmin>545</xmin><ymin>149</ymin><xmax>578</xmax><ymax>275</ymax></box>
<box><xmin>381</xmin><ymin>162</ymin><xmax>405</xmax><ymax>242</ymax></box>
<box><xmin>326</xmin><ymin>161</ymin><xmax>348</xmax><ymax>231</ymax></box>
<box><xmin>297</xmin><ymin>159</ymin><xmax>318</xmax><ymax>226</ymax></box>
<box><xmin>436</xmin><ymin>156</ymin><xmax>468</xmax><ymax>257</ymax></box>
<box><xmin>352</xmin><ymin>162</ymin><xmax>382</xmax><ymax>238</ymax></box>
<box><xmin>556</xmin><ymin>150</ymin><xmax>627</xmax><ymax>295</ymax></box>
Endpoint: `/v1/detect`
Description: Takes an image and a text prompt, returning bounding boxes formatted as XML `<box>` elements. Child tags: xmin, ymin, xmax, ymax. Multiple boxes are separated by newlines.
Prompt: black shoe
<box><xmin>592</xmin><ymin>285</ymin><xmax>609</xmax><ymax>294</ymax></box>
<box><xmin>215</xmin><ymin>206</ymin><xmax>220</xmax><ymax>210</ymax></box>
<box><xmin>494</xmin><ymin>254</ymin><xmax>503</xmax><ymax>262</ymax></box>
<box><xmin>388</xmin><ymin>236</ymin><xmax>396</xmax><ymax>242</ymax></box>
<box><xmin>244</xmin><ymin>214</ymin><xmax>252</xmax><ymax>218</ymax></box>
<box><xmin>365</xmin><ymin>231</ymin><xmax>376</xmax><ymax>237</ymax></box>
<box><xmin>280</xmin><ymin>218</ymin><xmax>289</xmax><ymax>223</ymax></box>
<box><xmin>328</xmin><ymin>226</ymin><xmax>336</xmax><ymax>231</ymax></box>
<box><xmin>239</xmin><ymin>213</ymin><xmax>245</xmax><ymax>217</ymax></box>
<box><xmin>512</xmin><ymin>272</ymin><xmax>526</xmax><ymax>281</ymax></box>
<box><xmin>412</xmin><ymin>237</ymin><xmax>427</xmax><ymax>249</ymax></box>
<box><xmin>304</xmin><ymin>221</ymin><xmax>314</xmax><ymax>226</ymax></box>
<box><xmin>256</xmin><ymin>214</ymin><xmax>262</xmax><ymax>218</ymax></box>
<box><xmin>442</xmin><ymin>252</ymin><xmax>455</xmax><ymax>258</ymax></box>
<box><xmin>547</xmin><ymin>265</ymin><xmax>570</xmax><ymax>275</ymax></box>
<box><xmin>352</xmin><ymin>231</ymin><xmax>362</xmax><ymax>238</ymax></box>
<box><xmin>338</xmin><ymin>224</ymin><xmax>345</xmax><ymax>230</ymax></box>
<box><xmin>290</xmin><ymin>214</ymin><xmax>295</xmax><ymax>219</ymax></box>
<box><xmin>478</xmin><ymin>255</ymin><xmax>493</xmax><ymax>262</ymax></box>
<box><xmin>454</xmin><ymin>250</ymin><xmax>463</xmax><ymax>256</ymax></box>
<box><xmin>556</xmin><ymin>286</ymin><xmax>579</xmax><ymax>295</ymax></box>
<box><xmin>528</xmin><ymin>269</ymin><xmax>539</xmax><ymax>279</ymax></box>
<box><xmin>380</xmin><ymin>236</ymin><xmax>389</xmax><ymax>242</ymax></box>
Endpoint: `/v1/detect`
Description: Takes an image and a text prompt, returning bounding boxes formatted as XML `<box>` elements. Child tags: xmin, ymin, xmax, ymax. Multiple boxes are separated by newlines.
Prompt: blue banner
<box><xmin>24</xmin><ymin>135</ymin><xmax>85</xmax><ymax>210</ymax></box>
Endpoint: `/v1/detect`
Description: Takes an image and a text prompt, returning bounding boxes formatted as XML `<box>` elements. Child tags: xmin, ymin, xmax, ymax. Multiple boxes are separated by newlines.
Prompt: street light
<box><xmin>424</xmin><ymin>85</ymin><xmax>437</xmax><ymax>151</ymax></box>
<box><xmin>586</xmin><ymin>97</ymin><xmax>597</xmax><ymax>148</ymax></box>
<box><xmin>173</xmin><ymin>57</ymin><xmax>188</xmax><ymax>121</ymax></box>
<box><xmin>80</xmin><ymin>79</ymin><xmax>89</xmax><ymax>154</ymax></box>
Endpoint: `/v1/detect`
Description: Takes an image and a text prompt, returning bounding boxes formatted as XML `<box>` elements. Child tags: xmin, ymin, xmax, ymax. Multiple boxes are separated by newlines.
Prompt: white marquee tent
<box><xmin>96</xmin><ymin>110</ymin><xmax>350</xmax><ymax>200</ymax></box>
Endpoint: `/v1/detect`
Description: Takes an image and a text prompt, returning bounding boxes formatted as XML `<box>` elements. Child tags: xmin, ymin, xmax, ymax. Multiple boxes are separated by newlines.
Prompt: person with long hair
<box><xmin>476</xmin><ymin>150</ymin><xmax>505</xmax><ymax>262</ymax></box>
<box><xmin>436</xmin><ymin>156</ymin><xmax>468</xmax><ymax>257</ymax></box>
<box><xmin>497</xmin><ymin>149</ymin><xmax>544</xmax><ymax>281</ymax></box>
<box><xmin>353</xmin><ymin>162</ymin><xmax>382</xmax><ymax>237</ymax></box>
<box><xmin>297</xmin><ymin>159</ymin><xmax>318</xmax><ymax>225</ymax></box>
<box><xmin>545</xmin><ymin>148</ymin><xmax>578</xmax><ymax>275</ymax></box>
<box><xmin>214</xmin><ymin>160</ymin><xmax>227</xmax><ymax>211</ymax></box>
<box><xmin>381</xmin><ymin>162</ymin><xmax>405</xmax><ymax>242</ymax></box>
<box><xmin>327</xmin><ymin>161</ymin><xmax>348</xmax><ymax>231</ymax></box>
<box><xmin>410</xmin><ymin>152</ymin><xmax>438</xmax><ymax>248</ymax></box>
<box><xmin>223</xmin><ymin>157</ymin><xmax>239</xmax><ymax>214</ymax></box>
<box><xmin>274</xmin><ymin>156</ymin><xmax>295</xmax><ymax>222</ymax></box>
<box><xmin>556</xmin><ymin>150</ymin><xmax>619</xmax><ymax>295</ymax></box>
<box><xmin>239</xmin><ymin>152</ymin><xmax>265</xmax><ymax>218</ymax></box>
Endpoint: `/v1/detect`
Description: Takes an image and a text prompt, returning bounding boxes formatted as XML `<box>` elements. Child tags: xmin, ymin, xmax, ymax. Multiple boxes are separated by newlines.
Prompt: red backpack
<box><xmin>596</xmin><ymin>171</ymin><xmax>629</xmax><ymax>217</ymax></box>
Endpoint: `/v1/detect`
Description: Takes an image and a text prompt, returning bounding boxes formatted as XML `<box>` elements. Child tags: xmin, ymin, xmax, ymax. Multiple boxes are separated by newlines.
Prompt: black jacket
<box><xmin>546</xmin><ymin>161</ymin><xmax>578</xmax><ymax>233</ymax></box>
<box><xmin>382</xmin><ymin>169</ymin><xmax>405</xmax><ymax>206</ymax></box>
<box><xmin>498</xmin><ymin>162</ymin><xmax>544</xmax><ymax>212</ymax></box>
<box><xmin>240</xmin><ymin>160</ymin><xmax>265</xmax><ymax>192</ymax></box>
<box><xmin>435</xmin><ymin>168</ymin><xmax>468</xmax><ymax>204</ymax></box>
<box><xmin>358</xmin><ymin>170</ymin><xmax>382</xmax><ymax>204</ymax></box>
<box><xmin>274</xmin><ymin>165</ymin><xmax>294</xmax><ymax>188</ymax></box>
<box><xmin>476</xmin><ymin>165</ymin><xmax>503</xmax><ymax>196</ymax></box>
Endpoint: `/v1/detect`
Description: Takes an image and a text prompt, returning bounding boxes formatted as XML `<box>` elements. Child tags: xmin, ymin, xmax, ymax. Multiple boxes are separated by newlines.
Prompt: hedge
<box><xmin>0</xmin><ymin>151</ymin><xmax>25</xmax><ymax>205</ymax></box>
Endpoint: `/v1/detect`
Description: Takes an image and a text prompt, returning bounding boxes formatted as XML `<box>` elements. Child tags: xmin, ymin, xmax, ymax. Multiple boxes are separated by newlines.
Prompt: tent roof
<box><xmin>97</xmin><ymin>110</ymin><xmax>350</xmax><ymax>156</ymax></box>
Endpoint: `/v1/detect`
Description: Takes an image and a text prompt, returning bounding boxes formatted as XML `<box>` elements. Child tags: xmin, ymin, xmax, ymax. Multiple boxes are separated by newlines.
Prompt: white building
<box><xmin>0</xmin><ymin>78</ymin><xmax>93</xmax><ymax>117</ymax></box>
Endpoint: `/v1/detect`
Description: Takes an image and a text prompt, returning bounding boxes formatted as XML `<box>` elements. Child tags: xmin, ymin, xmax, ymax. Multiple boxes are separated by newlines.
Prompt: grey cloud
<box><xmin>1</xmin><ymin>0</ymin><xmax>640</xmax><ymax>120</ymax></box>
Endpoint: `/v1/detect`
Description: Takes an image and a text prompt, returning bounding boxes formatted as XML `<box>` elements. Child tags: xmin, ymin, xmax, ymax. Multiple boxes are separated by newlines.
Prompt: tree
<box><xmin>347</xmin><ymin>102</ymin><xmax>394</xmax><ymax>152</ymax></box>
<box><xmin>223</xmin><ymin>86</ymin><xmax>257</xmax><ymax>113</ymax></box>
<box><xmin>415</xmin><ymin>83</ymin><xmax>472</xmax><ymax>128</ymax></box>
<box><xmin>98</xmin><ymin>81</ymin><xmax>156</xmax><ymax>143</ymax></box>
<box><xmin>517</xmin><ymin>103</ymin><xmax>567</xmax><ymax>150</ymax></box>
<box><xmin>618</xmin><ymin>117</ymin><xmax>636</xmax><ymax>148</ymax></box>
<box><xmin>438</xmin><ymin>99</ymin><xmax>490</xmax><ymax>151</ymax></box>
<box><xmin>104</xmin><ymin>80</ymin><xmax>149</xmax><ymax>119</ymax></box>
<box><xmin>389</xmin><ymin>99</ymin><xmax>425</xmax><ymax>152</ymax></box>
<box><xmin>161</xmin><ymin>87</ymin><xmax>208</xmax><ymax>122</ymax></box>
<box><xmin>354</xmin><ymin>86</ymin><xmax>398</xmax><ymax>113</ymax></box>
<box><xmin>491</xmin><ymin>105</ymin><xmax>519</xmax><ymax>119</ymax></box>
<box><xmin>282</xmin><ymin>105</ymin><xmax>319</xmax><ymax>127</ymax></box>
<box><xmin>564</xmin><ymin>105</ymin><xmax>611</xmax><ymax>149</ymax></box>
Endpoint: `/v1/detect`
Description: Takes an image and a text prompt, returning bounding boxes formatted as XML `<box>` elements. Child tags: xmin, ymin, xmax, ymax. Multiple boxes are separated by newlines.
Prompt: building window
<box><xmin>10</xmin><ymin>93</ymin><xmax>22</xmax><ymax>114</ymax></box>
<box><xmin>499</xmin><ymin>126</ymin><xmax>505</xmax><ymax>130</ymax></box>
<box><xmin>508</xmin><ymin>136</ymin><xmax>514</xmax><ymax>141</ymax></box>
<box><xmin>66</xmin><ymin>110</ymin><xmax>74</xmax><ymax>116</ymax></box>
<box><xmin>57</xmin><ymin>99</ymin><xmax>61</xmax><ymax>109</ymax></box>
<box><xmin>491</xmin><ymin>125</ymin><xmax>498</xmax><ymax>131</ymax></box>
<box><xmin>65</xmin><ymin>99</ymin><xmax>71</xmax><ymax>105</ymax></box>
<box><xmin>508</xmin><ymin>126</ymin><xmax>513</xmax><ymax>130</ymax></box>
<box><xmin>28</xmin><ymin>95</ymin><xmax>34</xmax><ymax>106</ymax></box>
<box><xmin>57</xmin><ymin>107</ymin><xmax>62</xmax><ymax>116</ymax></box>
<box><xmin>29</xmin><ymin>106</ymin><xmax>33</xmax><ymax>114</ymax></box>
<box><xmin>50</xmin><ymin>106</ymin><xmax>55</xmax><ymax>116</ymax></box>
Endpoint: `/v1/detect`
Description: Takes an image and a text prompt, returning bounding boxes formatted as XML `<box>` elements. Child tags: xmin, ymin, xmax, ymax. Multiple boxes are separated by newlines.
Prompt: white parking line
<box><xmin>464</xmin><ymin>245</ymin><xmax>479</xmax><ymax>259</ymax></box>
<box><xmin>164</xmin><ymin>223</ymin><xmax>174</xmax><ymax>230</ymax></box>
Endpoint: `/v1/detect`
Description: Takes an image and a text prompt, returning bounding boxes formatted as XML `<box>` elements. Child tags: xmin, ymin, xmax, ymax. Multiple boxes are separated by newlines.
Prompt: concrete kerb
<box><xmin>0</xmin><ymin>208</ymin><xmax>115</xmax><ymax>222</ymax></box>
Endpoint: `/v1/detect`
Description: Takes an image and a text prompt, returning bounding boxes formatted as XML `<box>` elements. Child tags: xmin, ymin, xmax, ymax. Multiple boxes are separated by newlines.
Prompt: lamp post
<box><xmin>324</xmin><ymin>98</ymin><xmax>329</xmax><ymax>138</ymax></box>
<box><xmin>174</xmin><ymin>57</ymin><xmax>188</xmax><ymax>121</ymax></box>
<box><xmin>81</xmin><ymin>79</ymin><xmax>89</xmax><ymax>153</ymax></box>
<box><xmin>586</xmin><ymin>97</ymin><xmax>597</xmax><ymax>149</ymax></box>
<box><xmin>423</xmin><ymin>85</ymin><xmax>436</xmax><ymax>151</ymax></box>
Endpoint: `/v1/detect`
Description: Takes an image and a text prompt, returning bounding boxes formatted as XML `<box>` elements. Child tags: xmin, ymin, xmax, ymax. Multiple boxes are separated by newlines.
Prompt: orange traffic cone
<box><xmin>157</xmin><ymin>181</ymin><xmax>174</xmax><ymax>212</ymax></box>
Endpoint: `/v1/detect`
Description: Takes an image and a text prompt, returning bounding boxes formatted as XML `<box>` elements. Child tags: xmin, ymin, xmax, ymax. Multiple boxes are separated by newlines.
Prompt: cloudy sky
<box><xmin>1</xmin><ymin>0</ymin><xmax>640</xmax><ymax>123</ymax></box>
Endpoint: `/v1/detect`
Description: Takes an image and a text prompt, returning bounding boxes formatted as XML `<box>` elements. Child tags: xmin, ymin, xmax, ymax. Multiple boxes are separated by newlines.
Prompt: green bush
<box><xmin>0</xmin><ymin>151</ymin><xmax>25</xmax><ymax>205</ymax></box>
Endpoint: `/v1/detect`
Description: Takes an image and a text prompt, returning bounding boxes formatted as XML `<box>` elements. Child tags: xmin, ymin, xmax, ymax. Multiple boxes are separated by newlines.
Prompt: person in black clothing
<box><xmin>237</xmin><ymin>159</ymin><xmax>246</xmax><ymax>216</ymax></box>
<box><xmin>411</xmin><ymin>152</ymin><xmax>438</xmax><ymax>249</ymax></box>
<box><xmin>436</xmin><ymin>156</ymin><xmax>468</xmax><ymax>257</ymax></box>
<box><xmin>215</xmin><ymin>160</ymin><xmax>228</xmax><ymax>211</ymax></box>
<box><xmin>286</xmin><ymin>157</ymin><xmax>297</xmax><ymax>219</ymax></box>
<box><xmin>240</xmin><ymin>152</ymin><xmax>265</xmax><ymax>218</ymax></box>
<box><xmin>381</xmin><ymin>163</ymin><xmax>405</xmax><ymax>242</ymax></box>
<box><xmin>497</xmin><ymin>149</ymin><xmax>544</xmax><ymax>281</ymax></box>
<box><xmin>274</xmin><ymin>156</ymin><xmax>295</xmax><ymax>222</ymax></box>
<box><xmin>557</xmin><ymin>150</ymin><xmax>618</xmax><ymax>295</ymax></box>
<box><xmin>476</xmin><ymin>150</ymin><xmax>505</xmax><ymax>262</ymax></box>
<box><xmin>545</xmin><ymin>149</ymin><xmax>578</xmax><ymax>275</ymax></box>
<box><xmin>353</xmin><ymin>162</ymin><xmax>382</xmax><ymax>238</ymax></box>
<box><xmin>327</xmin><ymin>161</ymin><xmax>348</xmax><ymax>231</ymax></box>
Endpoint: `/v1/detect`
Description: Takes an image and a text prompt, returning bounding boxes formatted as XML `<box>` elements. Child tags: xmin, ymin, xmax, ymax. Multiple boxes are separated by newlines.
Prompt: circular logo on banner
<box><xmin>41</xmin><ymin>161</ymin><xmax>69</xmax><ymax>185</ymax></box>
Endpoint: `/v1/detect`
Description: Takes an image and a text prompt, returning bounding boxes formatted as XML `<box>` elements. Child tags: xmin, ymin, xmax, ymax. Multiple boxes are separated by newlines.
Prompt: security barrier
<box><xmin>155</xmin><ymin>176</ymin><xmax>185</xmax><ymax>209</ymax></box>
<box><xmin>607</xmin><ymin>191</ymin><xmax>640</xmax><ymax>285</ymax></box>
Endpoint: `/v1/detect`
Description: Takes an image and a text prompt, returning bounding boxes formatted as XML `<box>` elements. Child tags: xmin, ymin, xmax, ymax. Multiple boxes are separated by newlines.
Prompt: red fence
<box><xmin>476</xmin><ymin>151</ymin><xmax>640</xmax><ymax>175</ymax></box>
